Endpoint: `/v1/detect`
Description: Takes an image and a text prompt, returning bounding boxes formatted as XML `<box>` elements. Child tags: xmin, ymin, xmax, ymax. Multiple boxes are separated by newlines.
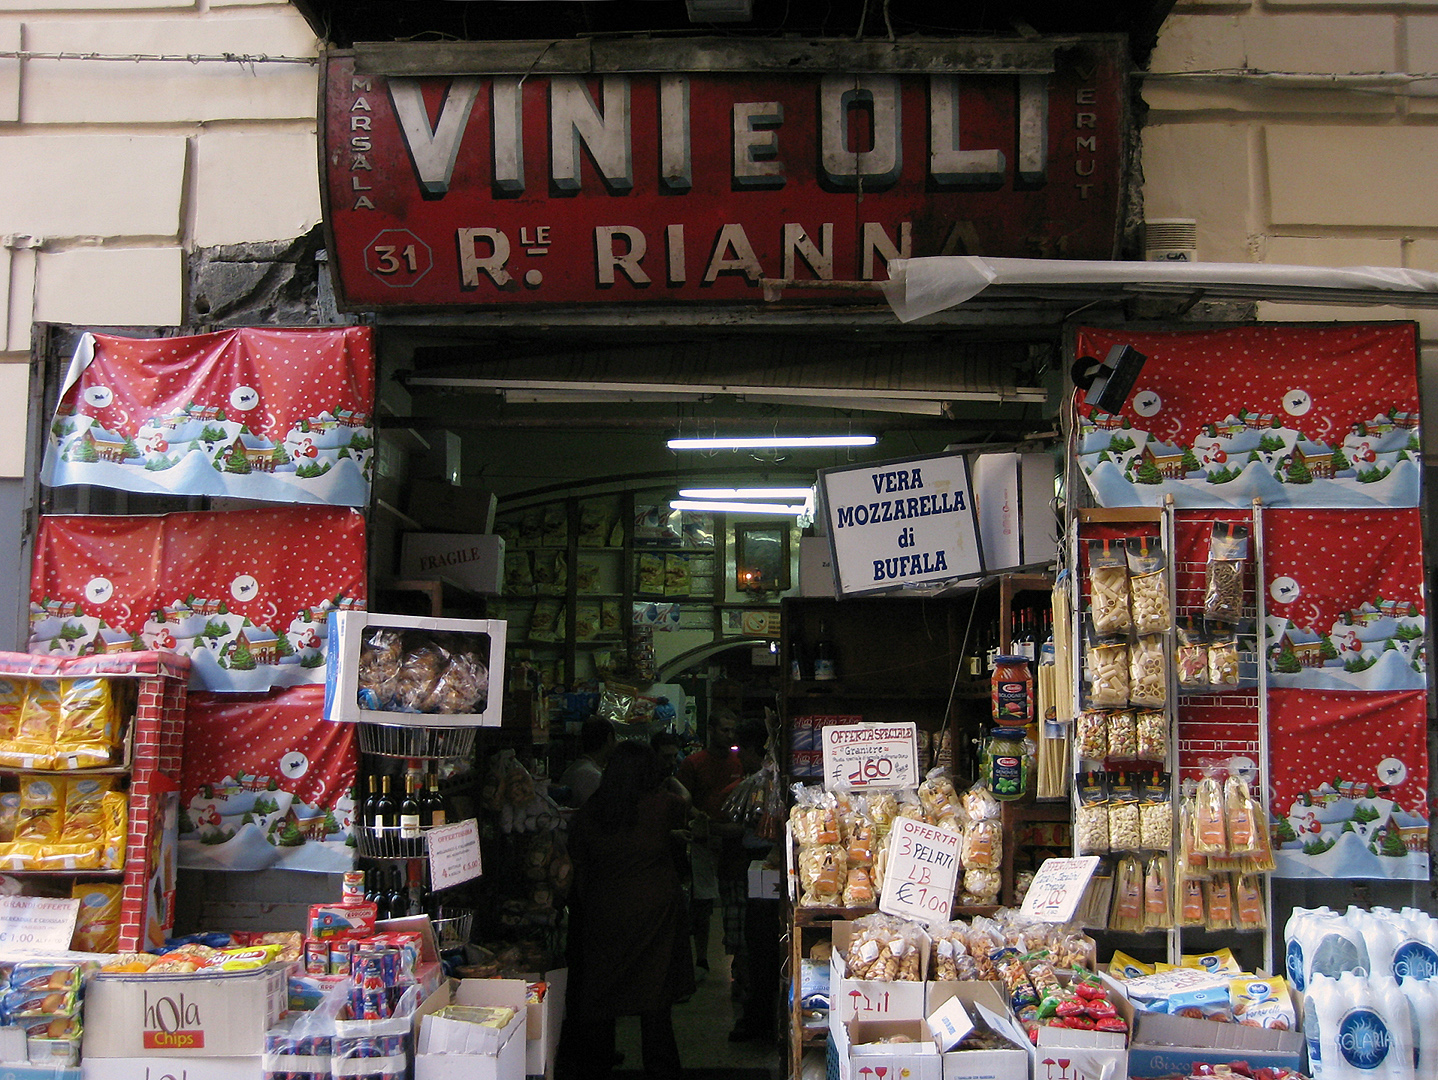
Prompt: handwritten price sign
<box><xmin>426</xmin><ymin>819</ymin><xmax>483</xmax><ymax>890</ymax></box>
<box><xmin>1018</xmin><ymin>856</ymin><xmax>1101</xmax><ymax>923</ymax></box>
<box><xmin>0</xmin><ymin>895</ymin><xmax>80</xmax><ymax>954</ymax></box>
<box><xmin>821</xmin><ymin>723</ymin><xmax>917</xmax><ymax>791</ymax></box>
<box><xmin>879</xmin><ymin>815</ymin><xmax>960</xmax><ymax>923</ymax></box>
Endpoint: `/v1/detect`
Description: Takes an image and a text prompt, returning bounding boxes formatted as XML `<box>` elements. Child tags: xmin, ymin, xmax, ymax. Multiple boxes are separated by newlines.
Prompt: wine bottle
<box><xmin>425</xmin><ymin>774</ymin><xmax>446</xmax><ymax>828</ymax></box>
<box><xmin>400</xmin><ymin>776</ymin><xmax>422</xmax><ymax>840</ymax></box>
<box><xmin>812</xmin><ymin>618</ymin><xmax>837</xmax><ymax>680</ymax></box>
<box><xmin>373</xmin><ymin>775</ymin><xmax>396</xmax><ymax>842</ymax></box>
<box><xmin>363</xmin><ymin>866</ymin><xmax>379</xmax><ymax>908</ymax></box>
<box><xmin>386</xmin><ymin>866</ymin><xmax>405</xmax><ymax>919</ymax></box>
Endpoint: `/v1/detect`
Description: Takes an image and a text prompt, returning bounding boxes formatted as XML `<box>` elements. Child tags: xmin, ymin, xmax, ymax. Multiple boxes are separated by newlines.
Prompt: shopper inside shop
<box><xmin>564</xmin><ymin>739</ymin><xmax>695</xmax><ymax>1080</ymax></box>
<box><xmin>557</xmin><ymin>716</ymin><xmax>617</xmax><ymax>807</ymax></box>
<box><xmin>675</xmin><ymin>709</ymin><xmax>742</xmax><ymax>979</ymax></box>
<box><xmin>728</xmin><ymin>715</ymin><xmax>782</xmax><ymax>1043</ymax></box>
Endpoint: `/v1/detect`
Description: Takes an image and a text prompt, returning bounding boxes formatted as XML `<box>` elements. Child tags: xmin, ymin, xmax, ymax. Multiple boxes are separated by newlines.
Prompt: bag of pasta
<box><xmin>1127</xmin><ymin>536</ymin><xmax>1172</xmax><ymax>635</ymax></box>
<box><xmin>1128</xmin><ymin>636</ymin><xmax>1167</xmax><ymax>709</ymax></box>
<box><xmin>1224</xmin><ymin>774</ymin><xmax>1262</xmax><ymax>857</ymax></box>
<box><xmin>1087</xmin><ymin>540</ymin><xmax>1131</xmax><ymax>636</ymax></box>
<box><xmin>1085</xmin><ymin>630</ymin><xmax>1130</xmax><ymax>709</ymax></box>
<box><xmin>841</xmin><ymin>863</ymin><xmax>875</xmax><ymax>908</ymax></box>
<box><xmin>797</xmin><ymin>843</ymin><xmax>847</xmax><ymax>908</ymax></box>
<box><xmin>844</xmin><ymin>914</ymin><xmax>922</xmax><ymax>982</ymax></box>
<box><xmin>789</xmin><ymin>784</ymin><xmax>841</xmax><ymax>847</ymax></box>
<box><xmin>962</xmin><ymin>816</ymin><xmax>1002</xmax><ymax>870</ymax></box>
<box><xmin>917</xmin><ymin>768</ymin><xmax>960</xmax><ymax>827</ymax></box>
<box><xmin>1176</xmin><ymin>616</ymin><xmax>1209</xmax><ymax>692</ymax></box>
<box><xmin>0</xmin><ymin>679</ymin><xmax>23</xmax><ymax>742</ymax></box>
<box><xmin>929</xmin><ymin>922</ymin><xmax>972</xmax><ymax>981</ymax></box>
<box><xmin>1204</xmin><ymin>522</ymin><xmax>1249</xmax><ymax>622</ymax></box>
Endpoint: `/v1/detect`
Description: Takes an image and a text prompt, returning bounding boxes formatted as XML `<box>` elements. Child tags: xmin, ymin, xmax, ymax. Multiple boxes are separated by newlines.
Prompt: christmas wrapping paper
<box><xmin>41</xmin><ymin>327</ymin><xmax>374</xmax><ymax>506</ymax></box>
<box><xmin>1074</xmin><ymin>323</ymin><xmax>1420</xmax><ymax>508</ymax></box>
<box><xmin>29</xmin><ymin>508</ymin><xmax>367</xmax><ymax>692</ymax></box>
<box><xmin>179</xmin><ymin>686</ymin><xmax>358</xmax><ymax>873</ymax></box>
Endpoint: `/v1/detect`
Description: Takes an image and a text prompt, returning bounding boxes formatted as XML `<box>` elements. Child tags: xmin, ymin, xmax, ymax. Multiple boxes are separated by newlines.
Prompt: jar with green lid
<box><xmin>984</xmin><ymin>726</ymin><xmax>1029</xmax><ymax>801</ymax></box>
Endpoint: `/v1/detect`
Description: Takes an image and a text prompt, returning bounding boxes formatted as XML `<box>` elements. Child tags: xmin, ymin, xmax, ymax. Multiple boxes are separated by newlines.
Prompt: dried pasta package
<box><xmin>1108</xmin><ymin>854</ymin><xmax>1145</xmax><ymax>933</ymax></box>
<box><xmin>1127</xmin><ymin>537</ymin><xmax>1172</xmax><ymax>635</ymax></box>
<box><xmin>1243</xmin><ymin>798</ymin><xmax>1276</xmax><ymax>874</ymax></box>
<box><xmin>965</xmin><ymin>918</ymin><xmax>1006</xmax><ymax>980</ymax></box>
<box><xmin>963</xmin><ymin>868</ymin><xmax>1001</xmax><ymax>903</ymax></box>
<box><xmin>1085</xmin><ymin>633</ymin><xmax>1130</xmax><ymax>708</ymax></box>
<box><xmin>70</xmin><ymin>883</ymin><xmax>123</xmax><ymax>953</ymax></box>
<box><xmin>1177</xmin><ymin>875</ymin><xmax>1207</xmax><ymax>928</ymax></box>
<box><xmin>1139</xmin><ymin>772</ymin><xmax>1173</xmax><ymax>851</ymax></box>
<box><xmin>962</xmin><ymin>817</ymin><xmax>1002</xmax><ymax>869</ymax></box>
<box><xmin>1204</xmin><ymin>522</ymin><xmax>1249</xmax><ymax>622</ymax></box>
<box><xmin>16</xmin><ymin>777</ymin><xmax>63</xmax><ymax>843</ymax></box>
<box><xmin>845</xmin><ymin>811</ymin><xmax>876</xmax><ymax>868</ymax></box>
<box><xmin>1074</xmin><ymin>771</ymin><xmax>1110</xmax><ymax>855</ymax></box>
<box><xmin>1106</xmin><ymin>710</ymin><xmax>1138</xmax><ymax>760</ymax></box>
<box><xmin>1176</xmin><ymin>617</ymin><xmax>1209</xmax><ymax>692</ymax></box>
<box><xmin>917</xmin><ymin>768</ymin><xmax>958</xmax><ymax>820</ymax></box>
<box><xmin>1176</xmin><ymin>791</ymin><xmax>1206</xmax><ymax>876</ymax></box>
<box><xmin>929</xmin><ymin>924</ymin><xmax>969</xmax><ymax>981</ymax></box>
<box><xmin>1128</xmin><ymin>637</ymin><xmax>1167</xmax><ymax>708</ymax></box>
<box><xmin>1143</xmin><ymin>853</ymin><xmax>1172</xmax><ymax>930</ymax></box>
<box><xmin>1208</xmin><ymin>624</ymin><xmax>1240</xmax><ymax>689</ymax></box>
<box><xmin>0</xmin><ymin>679</ymin><xmax>24</xmax><ymax>742</ymax></box>
<box><xmin>1107</xmin><ymin>774</ymin><xmax>1141</xmax><ymax>852</ymax></box>
<box><xmin>1204</xmin><ymin>873</ymin><xmax>1236</xmax><ymax>931</ymax></box>
<box><xmin>842</xmin><ymin>864</ymin><xmax>875</xmax><ymax>908</ymax></box>
<box><xmin>1136</xmin><ymin>709</ymin><xmax>1168</xmax><ymax>761</ymax></box>
<box><xmin>1234</xmin><ymin>872</ymin><xmax>1266</xmax><ymax>930</ymax></box>
<box><xmin>17</xmin><ymin>680</ymin><xmax>62</xmax><ymax>744</ymax></box>
<box><xmin>864</xmin><ymin>790</ymin><xmax>899</xmax><ymax>835</ymax></box>
<box><xmin>57</xmin><ymin>679</ymin><xmax>118</xmax><ymax>748</ymax></box>
<box><xmin>1224</xmin><ymin>774</ymin><xmax>1262</xmax><ymax>856</ymax></box>
<box><xmin>960</xmin><ymin>780</ymin><xmax>1001</xmax><ymax>823</ymax></box>
<box><xmin>1087</xmin><ymin>540</ymin><xmax>1132</xmax><ymax>636</ymax></box>
<box><xmin>1076</xmin><ymin>710</ymin><xmax>1108</xmax><ymax>762</ymax></box>
<box><xmin>1192</xmin><ymin>776</ymin><xmax>1229</xmax><ymax>856</ymax></box>
<box><xmin>62</xmin><ymin>777</ymin><xmax>114</xmax><ymax>844</ymax></box>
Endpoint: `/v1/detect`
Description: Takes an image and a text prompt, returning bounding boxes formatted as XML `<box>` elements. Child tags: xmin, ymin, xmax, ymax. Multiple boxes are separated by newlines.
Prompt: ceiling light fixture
<box><xmin>669</xmin><ymin>499</ymin><xmax>810</xmax><ymax>515</ymax></box>
<box><xmin>677</xmin><ymin>487</ymin><xmax>815</xmax><ymax>499</ymax></box>
<box><xmin>667</xmin><ymin>435</ymin><xmax>877</xmax><ymax>450</ymax></box>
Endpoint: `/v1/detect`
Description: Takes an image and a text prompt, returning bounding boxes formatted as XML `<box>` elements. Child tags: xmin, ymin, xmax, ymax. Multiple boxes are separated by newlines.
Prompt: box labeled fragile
<box><xmin>400</xmin><ymin>534</ymin><xmax>505</xmax><ymax>595</ymax></box>
<box><xmin>82</xmin><ymin>965</ymin><xmax>288</xmax><ymax>1058</ymax></box>
<box><xmin>324</xmin><ymin>610</ymin><xmax>507</xmax><ymax>727</ymax></box>
<box><xmin>829</xmin><ymin>1014</ymin><xmax>941</xmax><ymax>1080</ymax></box>
<box><xmin>1124</xmin><ymin>1005</ymin><xmax>1304</xmax><ymax>1080</ymax></box>
<box><xmin>829</xmin><ymin>921</ymin><xmax>929</xmax><ymax>1023</ymax></box>
<box><xmin>82</xmin><ymin>1058</ymin><xmax>260</xmax><ymax>1080</ymax></box>
<box><xmin>925</xmin><ymin>982</ymin><xmax>1029</xmax><ymax>1080</ymax></box>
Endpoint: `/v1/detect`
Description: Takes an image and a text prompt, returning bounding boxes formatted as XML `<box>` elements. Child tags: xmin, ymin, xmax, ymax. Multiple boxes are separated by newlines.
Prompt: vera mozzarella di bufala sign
<box><xmin>819</xmin><ymin>452</ymin><xmax>984</xmax><ymax>596</ymax></box>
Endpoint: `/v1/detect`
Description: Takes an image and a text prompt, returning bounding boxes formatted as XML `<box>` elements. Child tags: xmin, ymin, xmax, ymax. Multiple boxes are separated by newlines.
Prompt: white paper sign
<box><xmin>0</xmin><ymin>895</ymin><xmax>80</xmax><ymax>953</ymax></box>
<box><xmin>1019</xmin><ymin>856</ymin><xmax>1101</xmax><ymax>923</ymax></box>
<box><xmin>426</xmin><ymin>819</ymin><xmax>483</xmax><ymax>890</ymax></box>
<box><xmin>821</xmin><ymin>722</ymin><xmax>918</xmax><ymax>790</ymax></box>
<box><xmin>879</xmin><ymin>815</ymin><xmax>961</xmax><ymax>923</ymax></box>
<box><xmin>819</xmin><ymin>451</ymin><xmax>984</xmax><ymax>596</ymax></box>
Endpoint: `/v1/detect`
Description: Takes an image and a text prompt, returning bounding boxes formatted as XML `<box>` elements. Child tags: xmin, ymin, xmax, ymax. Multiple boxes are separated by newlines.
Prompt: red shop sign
<box><xmin>321</xmin><ymin>41</ymin><xmax>1128</xmax><ymax>310</ymax></box>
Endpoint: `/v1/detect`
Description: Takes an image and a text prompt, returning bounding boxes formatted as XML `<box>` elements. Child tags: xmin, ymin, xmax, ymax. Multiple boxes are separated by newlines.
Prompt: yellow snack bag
<box><xmin>209</xmin><ymin>944</ymin><xmax>283</xmax><ymax>970</ymax></box>
<box><xmin>62</xmin><ymin>778</ymin><xmax>113</xmax><ymax>844</ymax></box>
<box><xmin>0</xmin><ymin>679</ymin><xmax>24</xmax><ymax>741</ymax></box>
<box><xmin>70</xmin><ymin>882</ymin><xmax>123</xmax><ymax>953</ymax></box>
<box><xmin>1182</xmin><ymin>947</ymin><xmax>1242</xmax><ymax>975</ymax></box>
<box><xmin>57</xmin><ymin>679</ymin><xmax>117</xmax><ymax>747</ymax></box>
<box><xmin>0</xmin><ymin>742</ymin><xmax>57</xmax><ymax>771</ymax></box>
<box><xmin>1108</xmin><ymin>950</ymin><xmax>1155</xmax><ymax>980</ymax></box>
<box><xmin>100</xmin><ymin>791</ymin><xmax>128</xmax><ymax>869</ymax></box>
<box><xmin>17</xmin><ymin>681</ymin><xmax>62</xmax><ymax>744</ymax></box>
<box><xmin>0</xmin><ymin>792</ymin><xmax>19</xmax><ymax>843</ymax></box>
<box><xmin>28</xmin><ymin>843</ymin><xmax>100</xmax><ymax>871</ymax></box>
<box><xmin>16</xmin><ymin>777</ymin><xmax>63</xmax><ymax>843</ymax></box>
<box><xmin>53</xmin><ymin>743</ymin><xmax>116</xmax><ymax>771</ymax></box>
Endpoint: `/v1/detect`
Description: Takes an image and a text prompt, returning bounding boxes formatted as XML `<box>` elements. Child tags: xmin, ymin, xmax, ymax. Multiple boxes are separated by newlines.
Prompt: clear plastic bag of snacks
<box><xmin>797</xmin><ymin>843</ymin><xmax>847</xmax><ymax>907</ymax></box>
<box><xmin>1176</xmin><ymin>617</ymin><xmax>1209</xmax><ymax>692</ymax></box>
<box><xmin>1127</xmin><ymin>537</ymin><xmax>1172</xmax><ymax>635</ymax></box>
<box><xmin>1135</xmin><ymin>709</ymin><xmax>1167</xmax><ymax>761</ymax></box>
<box><xmin>1076</xmin><ymin>710</ymin><xmax>1108</xmax><ymax>761</ymax></box>
<box><xmin>1074</xmin><ymin>771</ymin><xmax>1110</xmax><ymax>855</ymax></box>
<box><xmin>1143</xmin><ymin>853</ymin><xmax>1172</xmax><ymax>930</ymax></box>
<box><xmin>1128</xmin><ymin>636</ymin><xmax>1167</xmax><ymax>708</ymax></box>
<box><xmin>1085</xmin><ymin>633</ymin><xmax>1130</xmax><ymax>708</ymax></box>
<box><xmin>1109</xmin><ymin>854</ymin><xmax>1145</xmax><ymax>932</ymax></box>
<box><xmin>1204</xmin><ymin>522</ymin><xmax>1249</xmax><ymax>622</ymax></box>
<box><xmin>1106</xmin><ymin>710</ymin><xmax>1138</xmax><ymax>760</ymax></box>
<box><xmin>1208</xmin><ymin>625</ymin><xmax>1240</xmax><ymax>688</ymax></box>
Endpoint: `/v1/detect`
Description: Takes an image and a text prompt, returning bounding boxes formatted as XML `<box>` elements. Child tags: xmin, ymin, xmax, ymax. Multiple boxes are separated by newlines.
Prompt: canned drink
<box><xmin>342</xmin><ymin>870</ymin><xmax>365</xmax><ymax>902</ymax></box>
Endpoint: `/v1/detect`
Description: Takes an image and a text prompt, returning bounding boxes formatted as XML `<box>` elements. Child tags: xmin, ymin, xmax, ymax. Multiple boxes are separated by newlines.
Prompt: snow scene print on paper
<box><xmin>1262</xmin><ymin>508</ymin><xmax>1426</xmax><ymax>692</ymax></box>
<box><xmin>1074</xmin><ymin>324</ymin><xmax>1421</xmax><ymax>509</ymax></box>
<box><xmin>41</xmin><ymin>327</ymin><xmax>375</xmax><ymax>507</ymax></box>
<box><xmin>29</xmin><ymin>508</ymin><xmax>367</xmax><ymax>693</ymax></box>
<box><xmin>180</xmin><ymin>686</ymin><xmax>359</xmax><ymax>873</ymax></box>
<box><xmin>1268</xmin><ymin>688</ymin><xmax>1428</xmax><ymax>881</ymax></box>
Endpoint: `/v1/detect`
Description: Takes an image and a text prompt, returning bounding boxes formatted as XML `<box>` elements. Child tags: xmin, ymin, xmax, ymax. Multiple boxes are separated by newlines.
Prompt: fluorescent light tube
<box><xmin>669</xmin><ymin>499</ymin><xmax>809</xmax><ymax>515</ymax></box>
<box><xmin>677</xmin><ymin>487</ymin><xmax>814</xmax><ymax>499</ymax></box>
<box><xmin>667</xmin><ymin>435</ymin><xmax>876</xmax><ymax>450</ymax></box>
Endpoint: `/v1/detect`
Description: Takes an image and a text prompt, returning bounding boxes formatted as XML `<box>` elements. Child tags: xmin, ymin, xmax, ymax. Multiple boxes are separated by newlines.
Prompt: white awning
<box><xmin>881</xmin><ymin>257</ymin><xmax>1438</xmax><ymax>323</ymax></box>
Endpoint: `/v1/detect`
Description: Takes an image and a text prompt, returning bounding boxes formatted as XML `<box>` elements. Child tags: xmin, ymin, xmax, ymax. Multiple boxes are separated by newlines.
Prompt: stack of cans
<box><xmin>262</xmin><ymin>1021</ymin><xmax>333</xmax><ymax>1080</ymax></box>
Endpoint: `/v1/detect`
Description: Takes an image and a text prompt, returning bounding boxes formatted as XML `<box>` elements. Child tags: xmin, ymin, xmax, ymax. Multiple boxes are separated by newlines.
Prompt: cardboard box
<box><xmin>747</xmin><ymin>861</ymin><xmax>782</xmax><ymax>900</ymax></box>
<box><xmin>400</xmin><ymin>534</ymin><xmax>505</xmax><ymax>595</ymax></box>
<box><xmin>970</xmin><ymin>451</ymin><xmax>1058</xmax><ymax>572</ymax></box>
<box><xmin>83</xmin><ymin>1059</ymin><xmax>259</xmax><ymax>1080</ymax></box>
<box><xmin>1124</xmin><ymin>1007</ymin><xmax>1304</xmax><ymax>1080</ymax></box>
<box><xmin>82</xmin><ymin>965</ymin><xmax>288</xmax><ymax>1058</ymax></box>
<box><xmin>414</xmin><ymin>981</ymin><xmax>526</xmax><ymax>1080</ymax></box>
<box><xmin>419</xmin><ymin>1004</ymin><xmax>525</xmax><ymax>1056</ymax></box>
<box><xmin>436</xmin><ymin>971</ymin><xmax>566</xmax><ymax>1079</ymax></box>
<box><xmin>324</xmin><ymin>610</ymin><xmax>507</xmax><ymax>726</ymax></box>
<box><xmin>830</xmin><ymin>1013</ymin><xmax>941</xmax><ymax>1080</ymax></box>
<box><xmin>799</xmin><ymin>536</ymin><xmax>838</xmax><ymax>597</ymax></box>
<box><xmin>1025</xmin><ymin>971</ymin><xmax>1131</xmax><ymax>1080</ymax></box>
<box><xmin>404</xmin><ymin>481</ymin><xmax>499</xmax><ymax>535</ymax></box>
<box><xmin>925</xmin><ymin>982</ymin><xmax>1029</xmax><ymax>1080</ymax></box>
<box><xmin>829</xmin><ymin>921</ymin><xmax>929</xmax><ymax>1023</ymax></box>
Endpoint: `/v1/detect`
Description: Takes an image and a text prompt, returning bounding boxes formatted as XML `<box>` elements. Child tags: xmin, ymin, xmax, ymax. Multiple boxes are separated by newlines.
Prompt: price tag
<box><xmin>1018</xmin><ymin>856</ymin><xmax>1101</xmax><ymax>923</ymax></box>
<box><xmin>879</xmin><ymin>815</ymin><xmax>960</xmax><ymax>923</ymax></box>
<box><xmin>821</xmin><ymin>723</ymin><xmax>917</xmax><ymax>790</ymax></box>
<box><xmin>0</xmin><ymin>895</ymin><xmax>80</xmax><ymax>953</ymax></box>
<box><xmin>426</xmin><ymin>820</ymin><xmax>483</xmax><ymax>890</ymax></box>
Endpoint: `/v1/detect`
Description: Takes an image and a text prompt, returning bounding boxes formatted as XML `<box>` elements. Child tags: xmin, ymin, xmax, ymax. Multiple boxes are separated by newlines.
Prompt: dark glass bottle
<box><xmin>425</xmin><ymin>774</ymin><xmax>446</xmax><ymax>828</ymax></box>
<box><xmin>372</xmin><ymin>775</ymin><xmax>396</xmax><ymax>841</ymax></box>
<box><xmin>386</xmin><ymin>866</ymin><xmax>405</xmax><ymax>919</ymax></box>
<box><xmin>812</xmin><ymin>619</ymin><xmax>837</xmax><ymax>680</ymax></box>
<box><xmin>400</xmin><ymin>776</ymin><xmax>422</xmax><ymax>840</ymax></box>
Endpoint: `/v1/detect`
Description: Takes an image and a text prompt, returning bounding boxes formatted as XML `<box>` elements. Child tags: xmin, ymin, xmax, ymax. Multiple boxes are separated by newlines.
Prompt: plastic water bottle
<box><xmin>1287</xmin><ymin>906</ymin><xmax>1331</xmax><ymax>992</ymax></box>
<box><xmin>1373</xmin><ymin>974</ymin><xmax>1415</xmax><ymax>1080</ymax></box>
<box><xmin>1356</xmin><ymin>908</ymin><xmax>1404</xmax><ymax>983</ymax></box>
<box><xmin>1392</xmin><ymin>911</ymin><xmax>1438</xmax><ymax>982</ymax></box>
<box><xmin>1306</xmin><ymin>973</ymin><xmax>1343</xmax><ymax>1080</ymax></box>
<box><xmin>1311</xmin><ymin>910</ymin><xmax>1371</xmax><ymax>982</ymax></box>
<box><xmin>1398</xmin><ymin>976</ymin><xmax>1438</xmax><ymax>1076</ymax></box>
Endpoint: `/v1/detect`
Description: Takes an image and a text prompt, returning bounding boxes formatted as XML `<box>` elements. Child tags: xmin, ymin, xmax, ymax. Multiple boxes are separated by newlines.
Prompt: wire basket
<box><xmin>354</xmin><ymin>823</ymin><xmax>428</xmax><ymax>860</ymax></box>
<box><xmin>432</xmin><ymin>909</ymin><xmax>474</xmax><ymax>951</ymax></box>
<box><xmin>358</xmin><ymin>722</ymin><xmax>478</xmax><ymax>760</ymax></box>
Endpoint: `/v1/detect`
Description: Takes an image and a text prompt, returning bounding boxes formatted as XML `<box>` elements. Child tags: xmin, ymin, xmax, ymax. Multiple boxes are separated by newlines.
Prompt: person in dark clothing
<box><xmin>565</xmin><ymin>740</ymin><xmax>695</xmax><ymax>1080</ymax></box>
<box><xmin>727</xmin><ymin>716</ymin><xmax>781</xmax><ymax>1043</ymax></box>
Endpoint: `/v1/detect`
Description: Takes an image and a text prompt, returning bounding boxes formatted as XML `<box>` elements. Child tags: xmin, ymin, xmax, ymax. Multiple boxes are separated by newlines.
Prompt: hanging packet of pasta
<box><xmin>1203</xmin><ymin>522</ymin><xmax>1250</xmax><ymax>622</ymax></box>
